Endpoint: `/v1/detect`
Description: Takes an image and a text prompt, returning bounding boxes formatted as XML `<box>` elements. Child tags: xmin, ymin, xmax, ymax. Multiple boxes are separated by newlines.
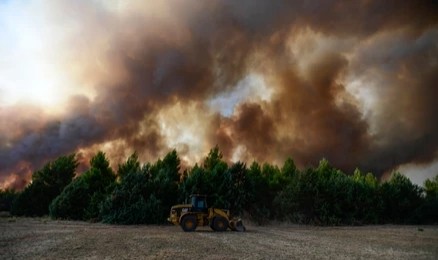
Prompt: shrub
<box><xmin>11</xmin><ymin>154</ymin><xmax>78</xmax><ymax>216</ymax></box>
<box><xmin>101</xmin><ymin>150</ymin><xmax>180</xmax><ymax>224</ymax></box>
<box><xmin>49</xmin><ymin>152</ymin><xmax>115</xmax><ymax>220</ymax></box>
<box><xmin>0</xmin><ymin>189</ymin><xmax>18</xmax><ymax>212</ymax></box>
<box><xmin>379</xmin><ymin>173</ymin><xmax>424</xmax><ymax>224</ymax></box>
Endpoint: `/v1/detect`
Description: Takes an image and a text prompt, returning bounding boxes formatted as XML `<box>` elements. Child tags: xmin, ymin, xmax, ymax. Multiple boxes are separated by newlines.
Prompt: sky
<box><xmin>0</xmin><ymin>0</ymin><xmax>437</xmax><ymax>189</ymax></box>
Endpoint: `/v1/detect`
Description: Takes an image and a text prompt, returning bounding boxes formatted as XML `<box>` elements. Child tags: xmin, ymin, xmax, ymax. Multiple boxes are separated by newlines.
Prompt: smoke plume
<box><xmin>1</xmin><ymin>0</ymin><xmax>437</xmax><ymax>189</ymax></box>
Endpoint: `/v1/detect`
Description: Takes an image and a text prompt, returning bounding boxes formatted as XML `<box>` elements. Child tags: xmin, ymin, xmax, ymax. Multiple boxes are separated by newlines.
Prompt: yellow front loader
<box><xmin>168</xmin><ymin>194</ymin><xmax>245</xmax><ymax>232</ymax></box>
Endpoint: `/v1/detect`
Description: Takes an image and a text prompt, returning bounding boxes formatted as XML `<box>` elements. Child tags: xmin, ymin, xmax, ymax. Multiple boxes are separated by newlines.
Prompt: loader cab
<box><xmin>190</xmin><ymin>194</ymin><xmax>208</xmax><ymax>212</ymax></box>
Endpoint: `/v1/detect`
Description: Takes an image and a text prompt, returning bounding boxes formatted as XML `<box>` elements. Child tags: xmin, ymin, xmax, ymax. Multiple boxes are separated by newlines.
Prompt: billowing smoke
<box><xmin>1</xmin><ymin>0</ymin><xmax>437</xmax><ymax>189</ymax></box>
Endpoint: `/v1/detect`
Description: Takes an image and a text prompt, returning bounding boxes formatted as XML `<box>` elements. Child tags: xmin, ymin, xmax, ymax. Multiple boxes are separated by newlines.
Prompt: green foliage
<box><xmin>11</xmin><ymin>154</ymin><xmax>78</xmax><ymax>216</ymax></box>
<box><xmin>424</xmin><ymin>175</ymin><xmax>438</xmax><ymax>199</ymax></box>
<box><xmin>261</xmin><ymin>163</ymin><xmax>283</xmax><ymax>212</ymax></box>
<box><xmin>14</xmin><ymin>147</ymin><xmax>437</xmax><ymax>225</ymax></box>
<box><xmin>282</xmin><ymin>158</ymin><xmax>298</xmax><ymax>180</ymax></box>
<box><xmin>273</xmin><ymin>160</ymin><xmax>384</xmax><ymax>225</ymax></box>
<box><xmin>262</xmin><ymin>163</ymin><xmax>282</xmax><ymax>191</ymax></box>
<box><xmin>117</xmin><ymin>152</ymin><xmax>141</xmax><ymax>180</ymax></box>
<box><xmin>179</xmin><ymin>148</ymin><xmax>251</xmax><ymax>217</ymax></box>
<box><xmin>380</xmin><ymin>172</ymin><xmax>424</xmax><ymax>224</ymax></box>
<box><xmin>101</xmin><ymin>150</ymin><xmax>180</xmax><ymax>224</ymax></box>
<box><xmin>100</xmin><ymin>166</ymin><xmax>154</xmax><ymax>224</ymax></box>
<box><xmin>179</xmin><ymin>165</ymin><xmax>209</xmax><ymax>200</ymax></box>
<box><xmin>203</xmin><ymin>145</ymin><xmax>226</xmax><ymax>171</ymax></box>
<box><xmin>179</xmin><ymin>147</ymin><xmax>229</xmax><ymax>208</ymax></box>
<box><xmin>246</xmin><ymin>162</ymin><xmax>272</xmax><ymax>224</ymax></box>
<box><xmin>49</xmin><ymin>176</ymin><xmax>90</xmax><ymax>220</ymax></box>
<box><xmin>411</xmin><ymin>175</ymin><xmax>438</xmax><ymax>224</ymax></box>
<box><xmin>49</xmin><ymin>152</ymin><xmax>115</xmax><ymax>220</ymax></box>
<box><xmin>348</xmin><ymin>169</ymin><xmax>381</xmax><ymax>224</ymax></box>
<box><xmin>226</xmin><ymin>162</ymin><xmax>251</xmax><ymax>215</ymax></box>
<box><xmin>0</xmin><ymin>189</ymin><xmax>18</xmax><ymax>212</ymax></box>
<box><xmin>147</xmin><ymin>150</ymin><xmax>181</xmax><ymax>221</ymax></box>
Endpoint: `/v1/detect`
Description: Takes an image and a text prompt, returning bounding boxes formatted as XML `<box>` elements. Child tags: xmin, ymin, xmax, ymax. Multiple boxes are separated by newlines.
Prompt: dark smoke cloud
<box><xmin>215</xmin><ymin>51</ymin><xmax>371</xmax><ymax>170</ymax></box>
<box><xmin>354</xmin><ymin>29</ymin><xmax>438</xmax><ymax>173</ymax></box>
<box><xmin>1</xmin><ymin>0</ymin><xmax>438</xmax><ymax>188</ymax></box>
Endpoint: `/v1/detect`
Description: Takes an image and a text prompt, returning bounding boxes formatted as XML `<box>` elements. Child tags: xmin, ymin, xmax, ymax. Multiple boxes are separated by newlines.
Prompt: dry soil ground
<box><xmin>1</xmin><ymin>217</ymin><xmax>437</xmax><ymax>259</ymax></box>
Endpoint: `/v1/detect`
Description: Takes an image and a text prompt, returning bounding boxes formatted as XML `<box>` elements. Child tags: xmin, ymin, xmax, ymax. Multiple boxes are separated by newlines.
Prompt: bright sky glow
<box><xmin>0</xmin><ymin>1</ymin><xmax>74</xmax><ymax>109</ymax></box>
<box><xmin>208</xmin><ymin>74</ymin><xmax>272</xmax><ymax>117</ymax></box>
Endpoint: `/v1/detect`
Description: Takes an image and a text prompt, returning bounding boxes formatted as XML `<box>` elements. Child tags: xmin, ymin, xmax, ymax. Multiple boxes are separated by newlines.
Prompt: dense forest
<box><xmin>1</xmin><ymin>147</ymin><xmax>437</xmax><ymax>225</ymax></box>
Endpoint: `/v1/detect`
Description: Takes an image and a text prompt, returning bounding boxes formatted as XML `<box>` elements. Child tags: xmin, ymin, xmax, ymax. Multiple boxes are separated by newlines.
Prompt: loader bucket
<box><xmin>229</xmin><ymin>218</ymin><xmax>246</xmax><ymax>232</ymax></box>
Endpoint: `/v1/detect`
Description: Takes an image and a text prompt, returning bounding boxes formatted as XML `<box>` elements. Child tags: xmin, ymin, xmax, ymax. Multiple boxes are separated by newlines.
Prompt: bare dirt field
<box><xmin>1</xmin><ymin>217</ymin><xmax>437</xmax><ymax>260</ymax></box>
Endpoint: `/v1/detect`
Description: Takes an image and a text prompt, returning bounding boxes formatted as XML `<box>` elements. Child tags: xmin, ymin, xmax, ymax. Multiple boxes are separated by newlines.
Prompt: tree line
<box><xmin>1</xmin><ymin>147</ymin><xmax>437</xmax><ymax>225</ymax></box>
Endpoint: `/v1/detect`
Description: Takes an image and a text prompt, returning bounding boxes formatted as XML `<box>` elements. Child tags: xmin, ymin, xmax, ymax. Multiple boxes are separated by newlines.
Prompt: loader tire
<box><xmin>181</xmin><ymin>215</ymin><xmax>197</xmax><ymax>232</ymax></box>
<box><xmin>213</xmin><ymin>217</ymin><xmax>228</xmax><ymax>232</ymax></box>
